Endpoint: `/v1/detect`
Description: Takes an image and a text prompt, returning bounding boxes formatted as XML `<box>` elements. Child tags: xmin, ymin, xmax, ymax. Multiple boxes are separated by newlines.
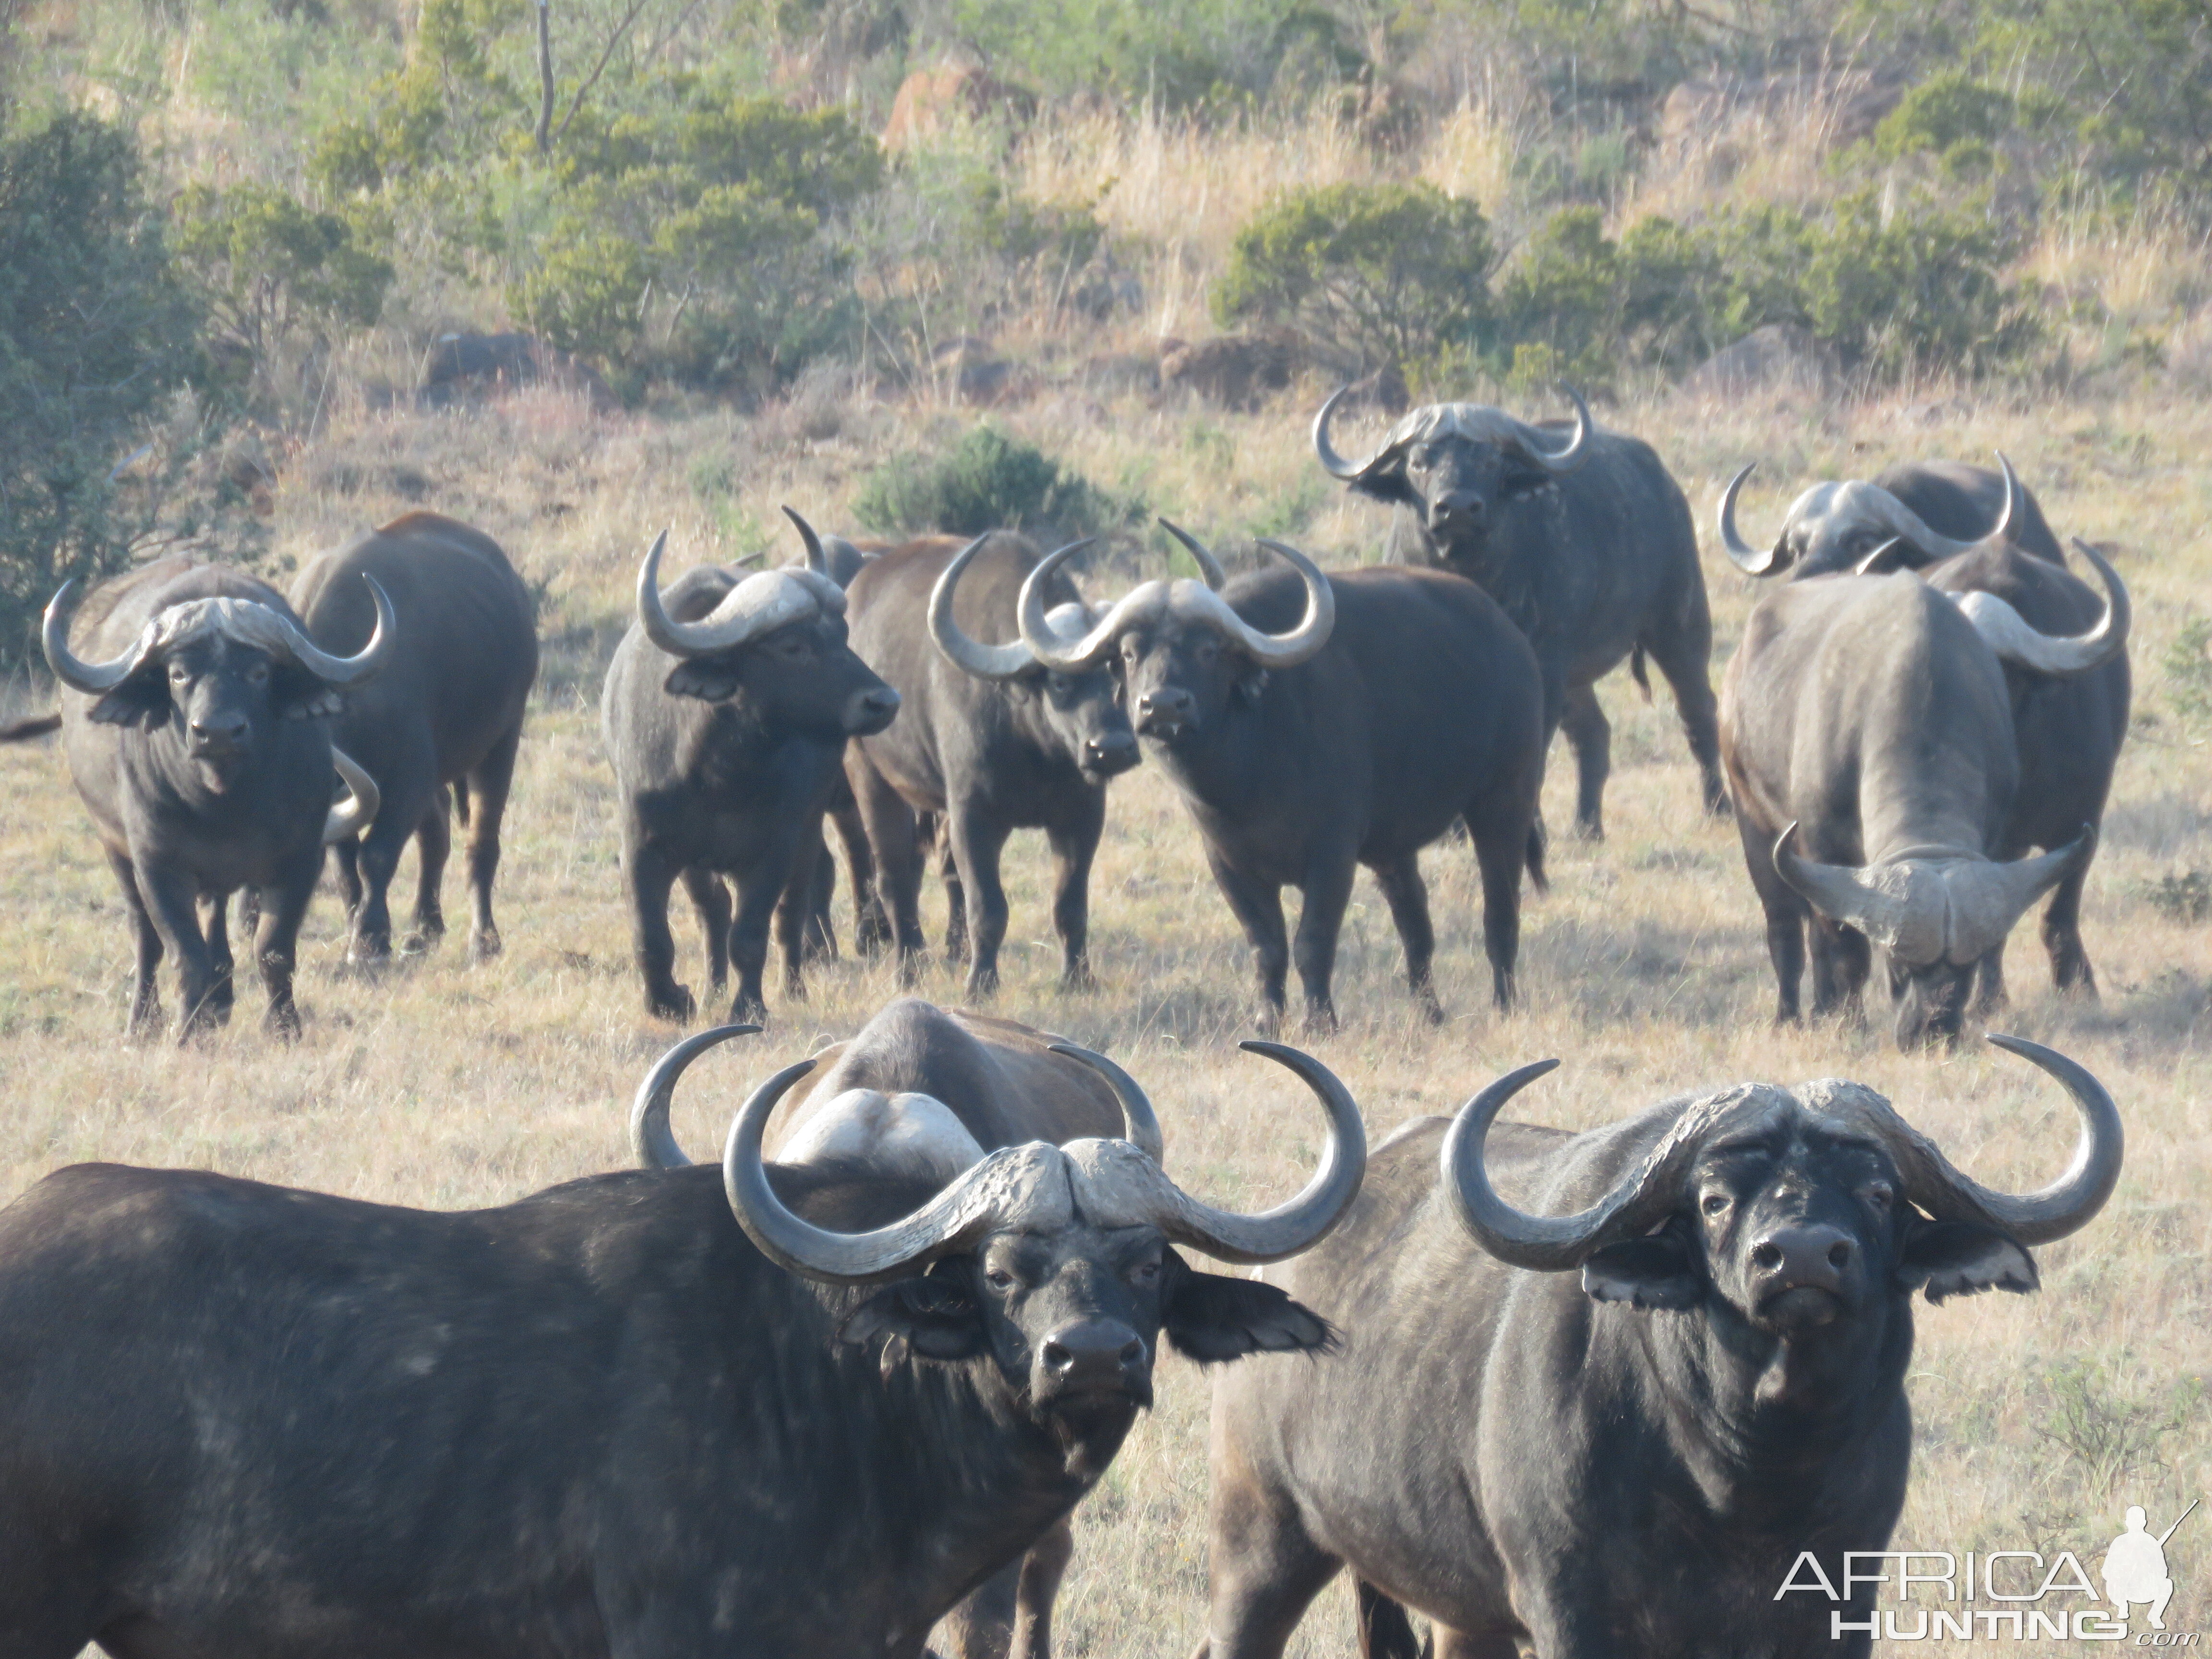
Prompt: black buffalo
<box><xmin>290</xmin><ymin>511</ymin><xmax>539</xmax><ymax>962</ymax></box>
<box><xmin>840</xmin><ymin>531</ymin><xmax>1139</xmax><ymax>997</ymax></box>
<box><xmin>601</xmin><ymin>510</ymin><xmax>901</xmax><ymax>1021</ymax></box>
<box><xmin>1014</xmin><ymin>523</ymin><xmax>1544</xmax><ymax>1032</ymax></box>
<box><xmin>1719</xmin><ymin>455</ymin><xmax>2130</xmax><ymax>1006</ymax></box>
<box><xmin>1719</xmin><ymin>551</ymin><xmax>2127</xmax><ymax>1046</ymax></box>
<box><xmin>1192</xmin><ymin>1036</ymin><xmax>2120</xmax><ymax>1659</ymax></box>
<box><xmin>0</xmin><ymin>1022</ymin><xmax>1363</xmax><ymax>1658</ymax></box>
<box><xmin>1315</xmin><ymin>388</ymin><xmax>1723</xmax><ymax>837</ymax></box>
<box><xmin>3</xmin><ymin>557</ymin><xmax>387</xmax><ymax>1040</ymax></box>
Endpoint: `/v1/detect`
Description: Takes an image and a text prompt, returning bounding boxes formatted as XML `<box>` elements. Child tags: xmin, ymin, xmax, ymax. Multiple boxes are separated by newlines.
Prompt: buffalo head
<box><xmin>639</xmin><ymin>1025</ymin><xmax>1362</xmax><ymax>1474</ymax></box>
<box><xmin>1313</xmin><ymin>387</ymin><xmax>1591</xmax><ymax>567</ymax></box>
<box><xmin>1444</xmin><ymin>1035</ymin><xmax>2119</xmax><ymax>1339</ymax></box>
<box><xmin>45</xmin><ymin>575</ymin><xmax>393</xmax><ymax>801</ymax></box>
<box><xmin>1718</xmin><ymin>453</ymin><xmax>2018</xmax><ymax>579</ymax></box>
<box><xmin>1008</xmin><ymin>522</ymin><xmax>1333</xmax><ymax>745</ymax></box>
<box><xmin>928</xmin><ymin>535</ymin><xmax>1140</xmax><ymax>783</ymax></box>
<box><xmin>636</xmin><ymin>508</ymin><xmax>901</xmax><ymax>740</ymax></box>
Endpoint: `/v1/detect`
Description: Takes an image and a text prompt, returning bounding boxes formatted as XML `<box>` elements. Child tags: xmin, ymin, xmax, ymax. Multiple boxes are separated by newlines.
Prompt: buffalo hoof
<box><xmin>1060</xmin><ymin>963</ymin><xmax>1097</xmax><ymax>994</ymax></box>
<box><xmin>647</xmin><ymin>985</ymin><xmax>697</xmax><ymax>1022</ymax></box>
<box><xmin>469</xmin><ymin>926</ymin><xmax>503</xmax><ymax>963</ymax></box>
<box><xmin>1302</xmin><ymin>1007</ymin><xmax>1340</xmax><ymax>1039</ymax></box>
<box><xmin>263</xmin><ymin>1002</ymin><xmax>302</xmax><ymax>1043</ymax></box>
<box><xmin>964</xmin><ymin>967</ymin><xmax>1000</xmax><ymax>1000</ymax></box>
<box><xmin>1574</xmin><ymin>817</ymin><xmax>1604</xmax><ymax>842</ymax></box>
<box><xmin>730</xmin><ymin>993</ymin><xmax>769</xmax><ymax>1024</ymax></box>
<box><xmin>1413</xmin><ymin>989</ymin><xmax>1444</xmax><ymax>1025</ymax></box>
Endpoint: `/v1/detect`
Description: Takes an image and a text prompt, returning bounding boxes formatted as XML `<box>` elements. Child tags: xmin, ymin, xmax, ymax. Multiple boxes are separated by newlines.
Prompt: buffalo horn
<box><xmin>1311</xmin><ymin>385</ymin><xmax>1375</xmax><ymax>481</ymax></box>
<box><xmin>1769</xmin><ymin>823</ymin><xmax>1907</xmax><ymax>945</ymax></box>
<box><xmin>1717</xmin><ymin>463</ymin><xmax>1783</xmax><ymax>576</ymax></box>
<box><xmin>1917</xmin><ymin>1035</ymin><xmax>2125</xmax><ymax>1244</ymax></box>
<box><xmin>630</xmin><ymin>1022</ymin><xmax>765</xmax><ymax>1168</ymax></box>
<box><xmin>322</xmin><ymin>747</ymin><xmax>381</xmax><ymax>845</ymax></box>
<box><xmin>929</xmin><ymin>535</ymin><xmax>1038</xmax><ymax>681</ymax></box>
<box><xmin>42</xmin><ymin>581</ymin><xmax>134</xmax><ymax>694</ymax></box>
<box><xmin>635</xmin><ymin>529</ymin><xmax>828</xmax><ymax>659</ymax></box>
<box><xmin>1051</xmin><ymin>1038</ymin><xmax>1367</xmax><ymax>1263</ymax></box>
<box><xmin>1512</xmin><ymin>385</ymin><xmax>1592</xmax><ymax>473</ymax></box>
<box><xmin>1951</xmin><ymin>537</ymin><xmax>2128</xmax><ymax>678</ymax></box>
<box><xmin>780</xmin><ymin>505</ymin><xmax>831</xmax><ymax>576</ymax></box>
<box><xmin>271</xmin><ymin>576</ymin><xmax>396</xmax><ymax>686</ymax></box>
<box><xmin>1157</xmin><ymin>518</ymin><xmax>1229</xmax><ymax>589</ymax></box>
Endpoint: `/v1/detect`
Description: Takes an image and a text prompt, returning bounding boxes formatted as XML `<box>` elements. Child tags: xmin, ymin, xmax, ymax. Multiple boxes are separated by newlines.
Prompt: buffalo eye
<box><xmin>246</xmin><ymin>662</ymin><xmax>270</xmax><ymax>686</ymax></box>
<box><xmin>168</xmin><ymin>663</ymin><xmax>190</xmax><ymax>684</ymax></box>
<box><xmin>1193</xmin><ymin>639</ymin><xmax>1218</xmax><ymax>665</ymax></box>
<box><xmin>774</xmin><ymin>635</ymin><xmax>811</xmax><ymax>660</ymax></box>
<box><xmin>1864</xmin><ymin>1181</ymin><xmax>1895</xmax><ymax>1211</ymax></box>
<box><xmin>1046</xmin><ymin>672</ymin><xmax>1074</xmax><ymax>697</ymax></box>
<box><xmin>1129</xmin><ymin>1257</ymin><xmax>1162</xmax><ymax>1286</ymax></box>
<box><xmin>1701</xmin><ymin>1192</ymin><xmax>1730</xmax><ymax>1216</ymax></box>
<box><xmin>985</xmin><ymin>1267</ymin><xmax>1015</xmax><ymax>1290</ymax></box>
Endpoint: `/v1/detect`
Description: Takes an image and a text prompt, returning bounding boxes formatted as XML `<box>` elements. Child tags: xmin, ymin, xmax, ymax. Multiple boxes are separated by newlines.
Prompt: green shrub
<box><xmin>1213</xmin><ymin>181</ymin><xmax>1494</xmax><ymax>371</ymax></box>
<box><xmin>1875</xmin><ymin>74</ymin><xmax>2015</xmax><ymax>161</ymax></box>
<box><xmin>0</xmin><ymin>114</ymin><xmax>208</xmax><ymax>664</ymax></box>
<box><xmin>853</xmin><ymin>426</ymin><xmax>1130</xmax><ymax>538</ymax></box>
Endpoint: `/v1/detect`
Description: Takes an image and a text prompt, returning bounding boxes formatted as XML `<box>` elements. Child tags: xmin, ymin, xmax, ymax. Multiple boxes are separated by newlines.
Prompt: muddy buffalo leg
<box><xmin>462</xmin><ymin>720</ymin><xmax>522</xmax><ymax>961</ymax></box>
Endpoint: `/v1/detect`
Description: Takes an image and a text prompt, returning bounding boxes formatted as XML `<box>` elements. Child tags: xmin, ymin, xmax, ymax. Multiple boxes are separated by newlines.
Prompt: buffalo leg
<box><xmin>1290</xmin><ymin>850</ymin><xmax>1357</xmax><ymax>1034</ymax></box>
<box><xmin>771</xmin><ymin>831</ymin><xmax>823</xmax><ymax>1002</ymax></box>
<box><xmin>331</xmin><ymin>834</ymin><xmax>364</xmax><ymax>922</ymax></box>
<box><xmin>1046</xmin><ymin>799</ymin><xmax>1105</xmax><ymax>991</ymax></box>
<box><xmin>948</xmin><ymin>804</ymin><xmax>1013</xmax><ymax>998</ymax></box>
<box><xmin>728</xmin><ymin>806</ymin><xmax>818</xmax><ymax>1021</ymax></box>
<box><xmin>1206</xmin><ymin>849</ymin><xmax>1291</xmax><ymax>1035</ymax></box>
<box><xmin>250</xmin><ymin>853</ymin><xmax>320</xmax><ymax>1041</ymax></box>
<box><xmin>1558</xmin><ymin>683</ymin><xmax>1610</xmax><ymax>841</ymax></box>
<box><xmin>829</xmin><ymin>789</ymin><xmax>887</xmax><ymax>956</ymax></box>
<box><xmin>802</xmin><ymin>828</ymin><xmax>838</xmax><ymax>964</ymax></box>
<box><xmin>1370</xmin><ymin>856</ymin><xmax>1442</xmax><ymax>1022</ymax></box>
<box><xmin>1465</xmin><ymin>777</ymin><xmax>1538</xmax><ymax>1010</ymax></box>
<box><xmin>198</xmin><ymin>890</ymin><xmax>236</xmax><ymax>1024</ymax></box>
<box><xmin>1808</xmin><ymin>916</ymin><xmax>1871</xmax><ymax>1019</ymax></box>
<box><xmin>623</xmin><ymin>830</ymin><xmax>694</xmax><ymax>1021</ymax></box>
<box><xmin>134</xmin><ymin>859</ymin><xmax>223</xmax><ymax>1043</ymax></box>
<box><xmin>1008</xmin><ymin>1518</ymin><xmax>1074</xmax><ymax>1659</ymax></box>
<box><xmin>681</xmin><ymin>867</ymin><xmax>733</xmax><ymax>993</ymax></box>
<box><xmin>1642</xmin><ymin>586</ymin><xmax>1728</xmax><ymax>817</ymax></box>
<box><xmin>2041</xmin><ymin>854</ymin><xmax>2097</xmax><ymax>995</ymax></box>
<box><xmin>1193</xmin><ymin>1493</ymin><xmax>1343</xmax><ymax>1659</ymax></box>
<box><xmin>409</xmin><ymin>786</ymin><xmax>451</xmax><ymax>950</ymax></box>
<box><xmin>349</xmin><ymin>748</ymin><xmax>436</xmax><ymax>964</ymax></box>
<box><xmin>462</xmin><ymin>721</ymin><xmax>521</xmax><ymax>962</ymax></box>
<box><xmin>1973</xmin><ymin>940</ymin><xmax>2010</xmax><ymax>1014</ymax></box>
<box><xmin>1355</xmin><ymin>1581</ymin><xmax>1424</xmax><ymax>1659</ymax></box>
<box><xmin>852</xmin><ymin>754</ymin><xmax>927</xmax><ymax>982</ymax></box>
<box><xmin>110</xmin><ymin>849</ymin><xmax>164</xmax><ymax>1036</ymax></box>
<box><xmin>1737</xmin><ymin>812</ymin><xmax>1806</xmax><ymax>1021</ymax></box>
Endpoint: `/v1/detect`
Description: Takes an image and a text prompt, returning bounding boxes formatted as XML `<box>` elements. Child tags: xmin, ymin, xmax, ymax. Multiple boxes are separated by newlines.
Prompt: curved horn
<box><xmin>1443</xmin><ymin>1057</ymin><xmax>1681</xmax><ymax>1271</ymax></box>
<box><xmin>929</xmin><ymin>535</ymin><xmax>1036</xmax><ymax>681</ymax></box>
<box><xmin>1716</xmin><ymin>463</ymin><xmax>1781</xmax><ymax>576</ymax></box>
<box><xmin>1853</xmin><ymin>537</ymin><xmax>1907</xmax><ymax>576</ymax></box>
<box><xmin>1982</xmin><ymin>452</ymin><xmax>2019</xmax><ymax>546</ymax></box>
<box><xmin>1771</xmin><ymin>823</ymin><xmax>1909</xmax><ymax>942</ymax></box>
<box><xmin>781</xmin><ymin>505</ymin><xmax>830</xmax><ymax>575</ymax></box>
<box><xmin>1312</xmin><ymin>385</ymin><xmax>1376</xmax><ymax>481</ymax></box>
<box><xmin>636</xmin><ymin>529</ymin><xmax>822</xmax><ymax>658</ymax></box>
<box><xmin>1052</xmin><ymin>1039</ymin><xmax>1368</xmax><ymax>1264</ymax></box>
<box><xmin>630</xmin><ymin>1022</ymin><xmax>763</xmax><ymax>1169</ymax></box>
<box><xmin>41</xmin><ymin>581</ymin><xmax>137</xmax><ymax>694</ymax></box>
<box><xmin>1960</xmin><ymin>1034</ymin><xmax>2125</xmax><ymax>1244</ymax></box>
<box><xmin>1953</xmin><ymin>539</ymin><xmax>2128</xmax><ymax>677</ymax></box>
<box><xmin>723</xmin><ymin>1056</ymin><xmax>1031</xmax><ymax>1285</ymax></box>
<box><xmin>1043</xmin><ymin>1042</ymin><xmax>1165</xmax><ymax>1165</ymax></box>
<box><xmin>1941</xmin><ymin>830</ymin><xmax>2095</xmax><ymax>961</ymax></box>
<box><xmin>270</xmin><ymin>575</ymin><xmax>395</xmax><ymax>686</ymax></box>
<box><xmin>1225</xmin><ymin>539</ymin><xmax>1335</xmax><ymax>668</ymax></box>
<box><xmin>1515</xmin><ymin>385</ymin><xmax>1591</xmax><ymax>474</ymax></box>
<box><xmin>1157</xmin><ymin>517</ymin><xmax>1229</xmax><ymax>589</ymax></box>
<box><xmin>1015</xmin><ymin>538</ymin><xmax>1135</xmax><ymax>671</ymax></box>
<box><xmin>1866</xmin><ymin>487</ymin><xmax>1979</xmax><ymax>561</ymax></box>
<box><xmin>321</xmin><ymin>747</ymin><xmax>381</xmax><ymax>845</ymax></box>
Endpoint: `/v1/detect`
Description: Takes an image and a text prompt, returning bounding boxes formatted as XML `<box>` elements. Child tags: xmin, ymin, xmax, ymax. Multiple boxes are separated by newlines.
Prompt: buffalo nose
<box><xmin>189</xmin><ymin>715</ymin><xmax>249</xmax><ymax>748</ymax></box>
<box><xmin>1038</xmin><ymin>1320</ymin><xmax>1148</xmax><ymax>1391</ymax></box>
<box><xmin>1430</xmin><ymin>491</ymin><xmax>1485</xmax><ymax>529</ymax></box>
<box><xmin>1133</xmin><ymin>688</ymin><xmax>1195</xmax><ymax>737</ymax></box>
<box><xmin>1083</xmin><ymin>730</ymin><xmax>1139</xmax><ymax>775</ymax></box>
<box><xmin>845</xmin><ymin>685</ymin><xmax>901</xmax><ymax>735</ymax></box>
<box><xmin>1749</xmin><ymin>1224</ymin><xmax>1854</xmax><ymax>1293</ymax></box>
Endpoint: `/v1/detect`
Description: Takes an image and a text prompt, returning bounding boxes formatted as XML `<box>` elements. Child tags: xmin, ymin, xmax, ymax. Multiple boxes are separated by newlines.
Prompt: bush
<box><xmin>1213</xmin><ymin>181</ymin><xmax>1494</xmax><ymax>371</ymax></box>
<box><xmin>0</xmin><ymin>114</ymin><xmax>208</xmax><ymax>664</ymax></box>
<box><xmin>1874</xmin><ymin>74</ymin><xmax>2015</xmax><ymax>161</ymax></box>
<box><xmin>853</xmin><ymin>426</ymin><xmax>1130</xmax><ymax>539</ymax></box>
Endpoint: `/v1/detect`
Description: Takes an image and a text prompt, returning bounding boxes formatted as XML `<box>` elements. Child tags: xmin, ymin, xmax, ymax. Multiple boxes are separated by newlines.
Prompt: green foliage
<box><xmin>2036</xmin><ymin>1358</ymin><xmax>2204</xmax><ymax>1493</ymax></box>
<box><xmin>173</xmin><ymin>182</ymin><xmax>393</xmax><ymax>396</ymax></box>
<box><xmin>852</xmin><ymin>426</ymin><xmax>1130</xmax><ymax>538</ymax></box>
<box><xmin>1213</xmin><ymin>181</ymin><xmax>1494</xmax><ymax>371</ymax></box>
<box><xmin>1875</xmin><ymin>74</ymin><xmax>2015</xmax><ymax>161</ymax></box>
<box><xmin>0</xmin><ymin>113</ymin><xmax>207</xmax><ymax>664</ymax></box>
<box><xmin>2141</xmin><ymin>868</ymin><xmax>2211</xmax><ymax>924</ymax></box>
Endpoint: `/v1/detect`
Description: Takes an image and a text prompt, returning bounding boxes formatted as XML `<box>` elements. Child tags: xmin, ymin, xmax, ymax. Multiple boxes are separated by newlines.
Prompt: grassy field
<box><xmin>3</xmin><ymin>376</ymin><xmax>2208</xmax><ymax>1654</ymax></box>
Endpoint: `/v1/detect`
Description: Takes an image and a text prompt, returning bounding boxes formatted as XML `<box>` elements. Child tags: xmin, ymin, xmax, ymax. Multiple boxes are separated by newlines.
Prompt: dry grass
<box><xmin>8</xmin><ymin>378</ymin><xmax>2212</xmax><ymax>1657</ymax></box>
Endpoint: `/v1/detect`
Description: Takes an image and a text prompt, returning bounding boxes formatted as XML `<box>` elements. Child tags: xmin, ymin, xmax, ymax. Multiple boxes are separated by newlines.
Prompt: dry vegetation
<box><xmin>3</xmin><ymin>360</ymin><xmax>2208</xmax><ymax>1654</ymax></box>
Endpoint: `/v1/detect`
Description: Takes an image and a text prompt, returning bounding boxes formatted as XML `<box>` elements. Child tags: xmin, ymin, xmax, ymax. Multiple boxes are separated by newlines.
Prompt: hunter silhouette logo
<box><xmin>2105</xmin><ymin>1501</ymin><xmax>2196</xmax><ymax>1632</ymax></box>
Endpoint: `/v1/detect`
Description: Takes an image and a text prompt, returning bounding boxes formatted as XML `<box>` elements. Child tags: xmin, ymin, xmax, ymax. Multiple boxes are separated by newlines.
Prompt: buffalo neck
<box><xmin>1141</xmin><ymin>690</ymin><xmax>1273</xmax><ymax>817</ymax></box>
<box><xmin>122</xmin><ymin>719</ymin><xmax>286</xmax><ymax>818</ymax></box>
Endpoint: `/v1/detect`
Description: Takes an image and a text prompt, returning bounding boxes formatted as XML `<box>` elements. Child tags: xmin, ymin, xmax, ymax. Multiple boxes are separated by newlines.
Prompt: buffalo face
<box><xmin>663</xmin><ymin>613</ymin><xmax>901</xmax><ymax>741</ymax></box>
<box><xmin>1390</xmin><ymin>433</ymin><xmax>1562</xmax><ymax>565</ymax></box>
<box><xmin>1117</xmin><ymin>620</ymin><xmax>1258</xmax><ymax>745</ymax></box>
<box><xmin>95</xmin><ymin>633</ymin><xmax>303</xmax><ymax>790</ymax></box>
<box><xmin>1033</xmin><ymin>666</ymin><xmax>1139</xmax><ymax>781</ymax></box>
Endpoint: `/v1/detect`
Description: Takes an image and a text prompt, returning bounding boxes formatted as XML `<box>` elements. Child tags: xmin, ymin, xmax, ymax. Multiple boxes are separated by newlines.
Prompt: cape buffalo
<box><xmin>631</xmin><ymin>997</ymin><xmax>1138</xmax><ymax>1659</ymax></box>
<box><xmin>839</xmin><ymin>531</ymin><xmax>1139</xmax><ymax>998</ymax></box>
<box><xmin>4</xmin><ymin>557</ymin><xmax>387</xmax><ymax>1040</ymax></box>
<box><xmin>1719</xmin><ymin>456</ymin><xmax>2128</xmax><ymax>997</ymax></box>
<box><xmin>1013</xmin><ymin>523</ymin><xmax>1544</xmax><ymax>1032</ymax></box>
<box><xmin>1192</xmin><ymin>1035</ymin><xmax>2121</xmax><ymax>1659</ymax></box>
<box><xmin>1717</xmin><ymin>451</ymin><xmax>2063</xmax><ymax>578</ymax></box>
<box><xmin>1719</xmin><ymin>549</ymin><xmax>2128</xmax><ymax>1046</ymax></box>
<box><xmin>290</xmin><ymin>511</ymin><xmax>539</xmax><ymax>963</ymax></box>
<box><xmin>0</xmin><ymin>1023</ymin><xmax>1363</xmax><ymax>1659</ymax></box>
<box><xmin>1314</xmin><ymin>387</ymin><xmax>1723</xmax><ymax>838</ymax></box>
<box><xmin>602</xmin><ymin>510</ymin><xmax>901</xmax><ymax>1021</ymax></box>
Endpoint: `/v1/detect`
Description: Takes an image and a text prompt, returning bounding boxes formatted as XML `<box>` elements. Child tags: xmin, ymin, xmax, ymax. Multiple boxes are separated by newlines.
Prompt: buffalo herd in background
<box><xmin>0</xmin><ymin>388</ymin><xmax>2145</xmax><ymax>1657</ymax></box>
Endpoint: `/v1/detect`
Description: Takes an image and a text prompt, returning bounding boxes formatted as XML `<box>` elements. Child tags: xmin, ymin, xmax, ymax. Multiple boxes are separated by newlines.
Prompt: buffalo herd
<box><xmin>0</xmin><ymin>389</ymin><xmax>2150</xmax><ymax>1657</ymax></box>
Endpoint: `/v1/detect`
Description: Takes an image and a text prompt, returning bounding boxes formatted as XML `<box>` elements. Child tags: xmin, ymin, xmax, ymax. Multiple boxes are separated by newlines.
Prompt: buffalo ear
<box><xmin>87</xmin><ymin>670</ymin><xmax>171</xmax><ymax>731</ymax></box>
<box><xmin>838</xmin><ymin>1274</ymin><xmax>986</xmax><ymax>1362</ymax></box>
<box><xmin>1897</xmin><ymin>1219</ymin><xmax>2038</xmax><ymax>1303</ymax></box>
<box><xmin>664</xmin><ymin>661</ymin><xmax>741</xmax><ymax>702</ymax></box>
<box><xmin>1347</xmin><ymin>460</ymin><xmax>1417</xmax><ymax>507</ymax></box>
<box><xmin>1582</xmin><ymin>1231</ymin><xmax>1701</xmax><ymax>1311</ymax></box>
<box><xmin>1162</xmin><ymin>1253</ymin><xmax>1336</xmax><ymax>1363</ymax></box>
<box><xmin>273</xmin><ymin>666</ymin><xmax>342</xmax><ymax>721</ymax></box>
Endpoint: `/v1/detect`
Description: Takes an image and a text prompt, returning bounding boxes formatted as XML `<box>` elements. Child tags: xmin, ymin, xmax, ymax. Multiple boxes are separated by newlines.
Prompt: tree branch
<box><xmin>553</xmin><ymin>0</ymin><xmax>653</xmax><ymax>149</ymax></box>
<box><xmin>534</xmin><ymin>0</ymin><xmax>555</xmax><ymax>154</ymax></box>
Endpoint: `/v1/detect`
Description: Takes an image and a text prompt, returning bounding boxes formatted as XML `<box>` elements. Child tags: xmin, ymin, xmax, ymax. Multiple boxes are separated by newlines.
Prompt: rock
<box><xmin>881</xmin><ymin>63</ymin><xmax>1036</xmax><ymax>151</ymax></box>
<box><xmin>931</xmin><ymin>337</ymin><xmax>1024</xmax><ymax>407</ymax></box>
<box><xmin>1678</xmin><ymin>324</ymin><xmax>1839</xmax><ymax>402</ymax></box>
<box><xmin>418</xmin><ymin>332</ymin><xmax>616</xmax><ymax>411</ymax></box>
<box><xmin>1159</xmin><ymin>330</ymin><xmax>1304</xmax><ymax>410</ymax></box>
